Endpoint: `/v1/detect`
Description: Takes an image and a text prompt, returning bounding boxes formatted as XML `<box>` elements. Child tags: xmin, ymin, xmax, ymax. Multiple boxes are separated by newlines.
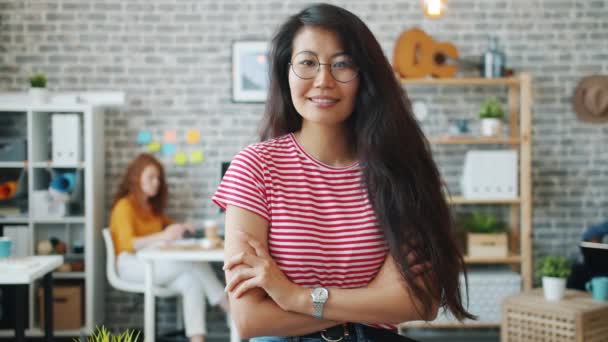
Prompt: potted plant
<box><xmin>464</xmin><ymin>211</ymin><xmax>508</xmax><ymax>257</ymax></box>
<box><xmin>74</xmin><ymin>326</ymin><xmax>140</xmax><ymax>342</ymax></box>
<box><xmin>478</xmin><ymin>97</ymin><xmax>504</xmax><ymax>137</ymax></box>
<box><xmin>28</xmin><ymin>72</ymin><xmax>48</xmax><ymax>103</ymax></box>
<box><xmin>537</xmin><ymin>255</ymin><xmax>571</xmax><ymax>301</ymax></box>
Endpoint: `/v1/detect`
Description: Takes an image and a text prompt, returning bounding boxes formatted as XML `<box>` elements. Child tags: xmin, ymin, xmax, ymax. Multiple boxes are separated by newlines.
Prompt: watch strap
<box><xmin>313</xmin><ymin>300</ymin><xmax>324</xmax><ymax>319</ymax></box>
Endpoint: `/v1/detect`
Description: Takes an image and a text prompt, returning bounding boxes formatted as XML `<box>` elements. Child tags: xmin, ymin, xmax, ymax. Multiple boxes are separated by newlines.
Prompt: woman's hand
<box><xmin>223</xmin><ymin>231</ymin><xmax>296</xmax><ymax>310</ymax></box>
<box><xmin>162</xmin><ymin>223</ymin><xmax>194</xmax><ymax>241</ymax></box>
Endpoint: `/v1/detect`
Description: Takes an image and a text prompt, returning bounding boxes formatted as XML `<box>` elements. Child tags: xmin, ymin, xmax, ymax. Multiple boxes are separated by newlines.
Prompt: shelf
<box><xmin>0</xmin><ymin>161</ymin><xmax>26</xmax><ymax>168</ymax></box>
<box><xmin>53</xmin><ymin>271</ymin><xmax>85</xmax><ymax>279</ymax></box>
<box><xmin>32</xmin><ymin>216</ymin><xmax>85</xmax><ymax>223</ymax></box>
<box><xmin>400</xmin><ymin>76</ymin><xmax>519</xmax><ymax>86</ymax></box>
<box><xmin>32</xmin><ymin>161</ymin><xmax>84</xmax><ymax>169</ymax></box>
<box><xmin>429</xmin><ymin>136</ymin><xmax>520</xmax><ymax>145</ymax></box>
<box><xmin>399</xmin><ymin>321</ymin><xmax>500</xmax><ymax>329</ymax></box>
<box><xmin>448</xmin><ymin>196</ymin><xmax>520</xmax><ymax>205</ymax></box>
<box><xmin>0</xmin><ymin>217</ymin><xmax>29</xmax><ymax>223</ymax></box>
<box><xmin>0</xmin><ymin>327</ymin><xmax>87</xmax><ymax>337</ymax></box>
<box><xmin>464</xmin><ymin>254</ymin><xmax>521</xmax><ymax>264</ymax></box>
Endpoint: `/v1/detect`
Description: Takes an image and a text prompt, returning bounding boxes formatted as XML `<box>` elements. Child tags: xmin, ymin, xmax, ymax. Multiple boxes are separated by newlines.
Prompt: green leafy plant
<box><xmin>29</xmin><ymin>73</ymin><xmax>47</xmax><ymax>88</ymax></box>
<box><xmin>74</xmin><ymin>326</ymin><xmax>140</xmax><ymax>342</ymax></box>
<box><xmin>537</xmin><ymin>255</ymin><xmax>571</xmax><ymax>278</ymax></box>
<box><xmin>478</xmin><ymin>98</ymin><xmax>504</xmax><ymax>119</ymax></box>
<box><xmin>464</xmin><ymin>211</ymin><xmax>505</xmax><ymax>233</ymax></box>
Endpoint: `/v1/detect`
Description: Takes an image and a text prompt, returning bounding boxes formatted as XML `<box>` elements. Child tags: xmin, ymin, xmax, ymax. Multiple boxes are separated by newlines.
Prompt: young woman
<box><xmin>213</xmin><ymin>4</ymin><xmax>474</xmax><ymax>341</ymax></box>
<box><xmin>110</xmin><ymin>153</ymin><xmax>227</xmax><ymax>342</ymax></box>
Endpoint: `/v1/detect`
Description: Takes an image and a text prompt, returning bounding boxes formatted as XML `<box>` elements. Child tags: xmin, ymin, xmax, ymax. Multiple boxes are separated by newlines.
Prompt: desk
<box><xmin>0</xmin><ymin>255</ymin><xmax>63</xmax><ymax>342</ymax></box>
<box><xmin>137</xmin><ymin>245</ymin><xmax>239</xmax><ymax>342</ymax></box>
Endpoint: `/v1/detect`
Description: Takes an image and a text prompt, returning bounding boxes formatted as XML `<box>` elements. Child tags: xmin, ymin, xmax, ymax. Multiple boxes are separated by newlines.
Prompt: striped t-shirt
<box><xmin>213</xmin><ymin>133</ymin><xmax>392</xmax><ymax>327</ymax></box>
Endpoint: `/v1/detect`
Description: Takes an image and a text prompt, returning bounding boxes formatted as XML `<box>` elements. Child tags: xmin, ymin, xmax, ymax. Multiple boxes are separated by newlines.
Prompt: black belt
<box><xmin>300</xmin><ymin>323</ymin><xmax>415</xmax><ymax>342</ymax></box>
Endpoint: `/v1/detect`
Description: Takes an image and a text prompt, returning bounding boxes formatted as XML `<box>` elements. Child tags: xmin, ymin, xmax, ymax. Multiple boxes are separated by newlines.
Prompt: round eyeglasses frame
<box><xmin>288</xmin><ymin>56</ymin><xmax>359</xmax><ymax>83</ymax></box>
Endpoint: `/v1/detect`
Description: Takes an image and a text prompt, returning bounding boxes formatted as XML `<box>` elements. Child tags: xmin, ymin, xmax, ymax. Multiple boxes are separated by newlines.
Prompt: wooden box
<box><xmin>38</xmin><ymin>285</ymin><xmax>82</xmax><ymax>330</ymax></box>
<box><xmin>467</xmin><ymin>232</ymin><xmax>508</xmax><ymax>257</ymax></box>
<box><xmin>502</xmin><ymin>289</ymin><xmax>608</xmax><ymax>342</ymax></box>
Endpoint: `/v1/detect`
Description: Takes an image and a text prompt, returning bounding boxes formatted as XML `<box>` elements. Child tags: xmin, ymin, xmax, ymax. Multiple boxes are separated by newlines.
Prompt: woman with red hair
<box><xmin>110</xmin><ymin>153</ymin><xmax>227</xmax><ymax>342</ymax></box>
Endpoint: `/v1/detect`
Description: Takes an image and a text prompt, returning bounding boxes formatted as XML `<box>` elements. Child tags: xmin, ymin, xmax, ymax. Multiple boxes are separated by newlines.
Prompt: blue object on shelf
<box><xmin>49</xmin><ymin>172</ymin><xmax>76</xmax><ymax>193</ymax></box>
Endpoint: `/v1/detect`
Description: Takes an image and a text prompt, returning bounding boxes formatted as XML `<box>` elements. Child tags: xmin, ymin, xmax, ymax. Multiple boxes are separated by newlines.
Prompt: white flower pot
<box><xmin>542</xmin><ymin>276</ymin><xmax>566</xmax><ymax>301</ymax></box>
<box><xmin>480</xmin><ymin>118</ymin><xmax>503</xmax><ymax>137</ymax></box>
<box><xmin>28</xmin><ymin>87</ymin><xmax>49</xmax><ymax>103</ymax></box>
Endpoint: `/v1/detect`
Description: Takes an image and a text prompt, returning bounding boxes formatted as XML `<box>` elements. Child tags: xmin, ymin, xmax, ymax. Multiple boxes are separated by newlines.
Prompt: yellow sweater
<box><xmin>109</xmin><ymin>196</ymin><xmax>172</xmax><ymax>255</ymax></box>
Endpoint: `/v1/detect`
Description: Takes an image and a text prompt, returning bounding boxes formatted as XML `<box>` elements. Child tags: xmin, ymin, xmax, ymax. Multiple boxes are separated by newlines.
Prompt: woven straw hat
<box><xmin>573</xmin><ymin>75</ymin><xmax>608</xmax><ymax>123</ymax></box>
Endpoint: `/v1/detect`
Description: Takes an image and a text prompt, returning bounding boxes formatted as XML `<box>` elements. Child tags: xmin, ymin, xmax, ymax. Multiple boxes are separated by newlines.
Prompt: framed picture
<box><xmin>232</xmin><ymin>41</ymin><xmax>270</xmax><ymax>103</ymax></box>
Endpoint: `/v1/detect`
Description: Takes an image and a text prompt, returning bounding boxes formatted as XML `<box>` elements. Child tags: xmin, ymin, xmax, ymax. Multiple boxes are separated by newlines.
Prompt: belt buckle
<box><xmin>320</xmin><ymin>324</ymin><xmax>349</xmax><ymax>342</ymax></box>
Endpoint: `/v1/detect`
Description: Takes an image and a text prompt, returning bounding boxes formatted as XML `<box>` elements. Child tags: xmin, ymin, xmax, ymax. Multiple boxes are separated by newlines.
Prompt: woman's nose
<box><xmin>313</xmin><ymin>64</ymin><xmax>335</xmax><ymax>88</ymax></box>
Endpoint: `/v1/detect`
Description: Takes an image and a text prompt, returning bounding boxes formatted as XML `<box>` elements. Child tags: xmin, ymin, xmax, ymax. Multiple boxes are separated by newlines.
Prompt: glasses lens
<box><xmin>292</xmin><ymin>52</ymin><xmax>318</xmax><ymax>79</ymax></box>
<box><xmin>330</xmin><ymin>56</ymin><xmax>358</xmax><ymax>83</ymax></box>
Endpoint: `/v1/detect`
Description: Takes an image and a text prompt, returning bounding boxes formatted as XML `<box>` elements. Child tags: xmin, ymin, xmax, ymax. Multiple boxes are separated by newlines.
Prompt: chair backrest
<box><xmin>102</xmin><ymin>228</ymin><xmax>178</xmax><ymax>297</ymax></box>
<box><xmin>102</xmin><ymin>228</ymin><xmax>133</xmax><ymax>291</ymax></box>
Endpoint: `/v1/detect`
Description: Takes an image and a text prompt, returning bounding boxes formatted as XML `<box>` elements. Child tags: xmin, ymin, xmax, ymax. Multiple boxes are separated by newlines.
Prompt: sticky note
<box><xmin>137</xmin><ymin>130</ymin><xmax>152</xmax><ymax>145</ymax></box>
<box><xmin>189</xmin><ymin>150</ymin><xmax>204</xmax><ymax>163</ymax></box>
<box><xmin>147</xmin><ymin>141</ymin><xmax>161</xmax><ymax>152</ymax></box>
<box><xmin>175</xmin><ymin>152</ymin><xmax>187</xmax><ymax>165</ymax></box>
<box><xmin>161</xmin><ymin>143</ymin><xmax>176</xmax><ymax>156</ymax></box>
<box><xmin>186</xmin><ymin>130</ymin><xmax>201</xmax><ymax>144</ymax></box>
<box><xmin>163</xmin><ymin>130</ymin><xmax>177</xmax><ymax>143</ymax></box>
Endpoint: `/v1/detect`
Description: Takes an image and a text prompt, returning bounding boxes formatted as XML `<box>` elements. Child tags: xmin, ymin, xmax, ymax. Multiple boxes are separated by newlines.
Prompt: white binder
<box><xmin>52</xmin><ymin>114</ymin><xmax>81</xmax><ymax>165</ymax></box>
<box><xmin>461</xmin><ymin>150</ymin><xmax>518</xmax><ymax>199</ymax></box>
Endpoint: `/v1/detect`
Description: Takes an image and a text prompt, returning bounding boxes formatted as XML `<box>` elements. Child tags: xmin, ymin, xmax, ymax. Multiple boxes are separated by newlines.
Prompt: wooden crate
<box><xmin>502</xmin><ymin>289</ymin><xmax>608</xmax><ymax>342</ymax></box>
<box><xmin>467</xmin><ymin>232</ymin><xmax>508</xmax><ymax>257</ymax></box>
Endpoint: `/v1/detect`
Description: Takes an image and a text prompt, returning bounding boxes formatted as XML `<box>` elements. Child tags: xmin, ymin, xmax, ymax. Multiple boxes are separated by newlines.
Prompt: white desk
<box><xmin>137</xmin><ymin>244</ymin><xmax>239</xmax><ymax>342</ymax></box>
<box><xmin>0</xmin><ymin>255</ymin><xmax>63</xmax><ymax>342</ymax></box>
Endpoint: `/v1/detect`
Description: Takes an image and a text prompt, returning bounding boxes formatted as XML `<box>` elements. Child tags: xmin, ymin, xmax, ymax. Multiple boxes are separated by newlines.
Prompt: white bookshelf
<box><xmin>0</xmin><ymin>91</ymin><xmax>124</xmax><ymax>337</ymax></box>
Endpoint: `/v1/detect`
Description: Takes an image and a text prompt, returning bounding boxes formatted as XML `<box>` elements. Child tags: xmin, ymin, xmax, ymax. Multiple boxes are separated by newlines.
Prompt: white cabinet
<box><xmin>0</xmin><ymin>92</ymin><xmax>124</xmax><ymax>337</ymax></box>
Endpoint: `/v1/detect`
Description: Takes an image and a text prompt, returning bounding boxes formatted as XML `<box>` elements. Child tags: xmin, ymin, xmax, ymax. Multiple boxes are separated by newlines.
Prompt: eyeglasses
<box><xmin>289</xmin><ymin>51</ymin><xmax>359</xmax><ymax>83</ymax></box>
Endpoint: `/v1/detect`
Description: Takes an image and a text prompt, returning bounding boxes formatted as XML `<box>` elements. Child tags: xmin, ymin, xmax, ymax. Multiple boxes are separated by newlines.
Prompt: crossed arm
<box><xmin>223</xmin><ymin>205</ymin><xmax>439</xmax><ymax>339</ymax></box>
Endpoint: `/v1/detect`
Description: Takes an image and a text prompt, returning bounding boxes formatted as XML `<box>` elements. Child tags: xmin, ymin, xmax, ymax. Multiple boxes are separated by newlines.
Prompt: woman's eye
<box><xmin>299</xmin><ymin>60</ymin><xmax>317</xmax><ymax>67</ymax></box>
<box><xmin>333</xmin><ymin>61</ymin><xmax>352</xmax><ymax>69</ymax></box>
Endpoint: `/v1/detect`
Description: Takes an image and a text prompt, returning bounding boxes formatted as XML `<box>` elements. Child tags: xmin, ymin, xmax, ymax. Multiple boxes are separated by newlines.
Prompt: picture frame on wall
<box><xmin>232</xmin><ymin>41</ymin><xmax>269</xmax><ymax>103</ymax></box>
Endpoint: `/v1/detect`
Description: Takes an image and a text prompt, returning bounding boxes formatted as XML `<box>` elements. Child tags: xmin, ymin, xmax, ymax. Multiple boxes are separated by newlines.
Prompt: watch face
<box><xmin>313</xmin><ymin>287</ymin><xmax>329</xmax><ymax>302</ymax></box>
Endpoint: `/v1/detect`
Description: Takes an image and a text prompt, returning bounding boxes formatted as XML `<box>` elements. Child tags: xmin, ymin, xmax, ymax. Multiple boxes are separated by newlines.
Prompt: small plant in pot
<box><xmin>74</xmin><ymin>326</ymin><xmax>140</xmax><ymax>342</ymax></box>
<box><xmin>478</xmin><ymin>97</ymin><xmax>504</xmax><ymax>137</ymax></box>
<box><xmin>465</xmin><ymin>211</ymin><xmax>508</xmax><ymax>258</ymax></box>
<box><xmin>28</xmin><ymin>72</ymin><xmax>48</xmax><ymax>103</ymax></box>
<box><xmin>537</xmin><ymin>255</ymin><xmax>571</xmax><ymax>301</ymax></box>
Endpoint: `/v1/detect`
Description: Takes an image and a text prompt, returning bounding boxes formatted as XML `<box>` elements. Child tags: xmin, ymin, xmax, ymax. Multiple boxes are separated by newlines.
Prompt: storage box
<box><xmin>467</xmin><ymin>232</ymin><xmax>508</xmax><ymax>258</ymax></box>
<box><xmin>0</xmin><ymin>138</ymin><xmax>26</xmax><ymax>161</ymax></box>
<box><xmin>38</xmin><ymin>285</ymin><xmax>82</xmax><ymax>330</ymax></box>
<box><xmin>502</xmin><ymin>289</ymin><xmax>608</xmax><ymax>342</ymax></box>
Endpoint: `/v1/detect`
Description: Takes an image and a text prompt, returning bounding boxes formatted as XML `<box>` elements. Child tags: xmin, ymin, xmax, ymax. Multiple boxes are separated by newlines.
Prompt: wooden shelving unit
<box><xmin>398</xmin><ymin>74</ymin><xmax>533</xmax><ymax>330</ymax></box>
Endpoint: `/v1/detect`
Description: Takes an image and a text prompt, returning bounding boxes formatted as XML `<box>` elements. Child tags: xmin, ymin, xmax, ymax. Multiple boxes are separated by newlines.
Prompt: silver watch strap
<box><xmin>313</xmin><ymin>301</ymin><xmax>324</xmax><ymax>319</ymax></box>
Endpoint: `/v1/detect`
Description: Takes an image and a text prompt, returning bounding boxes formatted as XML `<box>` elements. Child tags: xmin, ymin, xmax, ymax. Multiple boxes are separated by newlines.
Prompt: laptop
<box><xmin>580</xmin><ymin>241</ymin><xmax>608</xmax><ymax>275</ymax></box>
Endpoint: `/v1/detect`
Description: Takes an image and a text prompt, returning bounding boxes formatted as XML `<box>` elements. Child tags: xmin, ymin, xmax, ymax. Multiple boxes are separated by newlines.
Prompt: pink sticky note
<box><xmin>163</xmin><ymin>130</ymin><xmax>177</xmax><ymax>143</ymax></box>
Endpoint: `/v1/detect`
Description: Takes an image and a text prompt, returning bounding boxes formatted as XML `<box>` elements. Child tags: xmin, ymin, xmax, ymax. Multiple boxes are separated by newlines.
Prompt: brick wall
<box><xmin>1</xmin><ymin>0</ymin><xmax>607</xmax><ymax>337</ymax></box>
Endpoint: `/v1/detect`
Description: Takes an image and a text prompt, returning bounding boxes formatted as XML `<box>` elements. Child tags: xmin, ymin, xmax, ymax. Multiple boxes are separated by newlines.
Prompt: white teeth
<box><xmin>310</xmin><ymin>98</ymin><xmax>337</xmax><ymax>104</ymax></box>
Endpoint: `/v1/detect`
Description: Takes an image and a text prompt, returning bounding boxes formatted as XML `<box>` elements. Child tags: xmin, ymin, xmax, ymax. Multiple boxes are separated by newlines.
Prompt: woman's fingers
<box><xmin>225</xmin><ymin>267</ymin><xmax>257</xmax><ymax>292</ymax></box>
<box><xmin>233</xmin><ymin>278</ymin><xmax>261</xmax><ymax>298</ymax></box>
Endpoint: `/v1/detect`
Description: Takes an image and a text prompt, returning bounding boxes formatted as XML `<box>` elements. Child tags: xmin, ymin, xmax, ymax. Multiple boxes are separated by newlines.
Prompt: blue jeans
<box><xmin>250</xmin><ymin>323</ymin><xmax>407</xmax><ymax>342</ymax></box>
<box><xmin>582</xmin><ymin>221</ymin><xmax>608</xmax><ymax>242</ymax></box>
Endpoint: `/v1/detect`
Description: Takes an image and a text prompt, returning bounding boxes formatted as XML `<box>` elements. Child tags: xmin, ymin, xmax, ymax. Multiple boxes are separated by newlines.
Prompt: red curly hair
<box><xmin>111</xmin><ymin>153</ymin><xmax>168</xmax><ymax>216</ymax></box>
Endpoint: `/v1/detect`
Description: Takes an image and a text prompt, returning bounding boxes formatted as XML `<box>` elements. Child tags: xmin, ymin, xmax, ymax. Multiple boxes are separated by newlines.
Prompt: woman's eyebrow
<box><xmin>294</xmin><ymin>50</ymin><xmax>349</xmax><ymax>58</ymax></box>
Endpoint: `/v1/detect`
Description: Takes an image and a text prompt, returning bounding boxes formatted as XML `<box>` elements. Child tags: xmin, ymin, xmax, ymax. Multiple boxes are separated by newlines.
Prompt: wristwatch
<box><xmin>310</xmin><ymin>287</ymin><xmax>329</xmax><ymax>319</ymax></box>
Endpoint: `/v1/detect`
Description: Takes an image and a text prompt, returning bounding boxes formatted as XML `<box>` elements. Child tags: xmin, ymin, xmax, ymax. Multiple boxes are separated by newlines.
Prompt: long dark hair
<box><xmin>261</xmin><ymin>3</ymin><xmax>474</xmax><ymax>321</ymax></box>
<box><xmin>111</xmin><ymin>153</ymin><xmax>168</xmax><ymax>216</ymax></box>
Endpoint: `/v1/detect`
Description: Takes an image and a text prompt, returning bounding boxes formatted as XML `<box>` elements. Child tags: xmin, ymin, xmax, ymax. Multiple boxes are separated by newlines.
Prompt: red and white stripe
<box><xmin>213</xmin><ymin>133</ymin><xmax>394</xmax><ymax>329</ymax></box>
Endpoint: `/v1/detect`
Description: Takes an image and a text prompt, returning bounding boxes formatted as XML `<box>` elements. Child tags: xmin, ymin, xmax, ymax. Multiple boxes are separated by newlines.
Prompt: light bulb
<box><xmin>422</xmin><ymin>0</ymin><xmax>446</xmax><ymax>19</ymax></box>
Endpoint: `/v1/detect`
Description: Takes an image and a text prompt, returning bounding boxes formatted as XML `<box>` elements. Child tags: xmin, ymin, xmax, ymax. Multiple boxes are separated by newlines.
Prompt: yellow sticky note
<box><xmin>186</xmin><ymin>130</ymin><xmax>201</xmax><ymax>144</ymax></box>
<box><xmin>147</xmin><ymin>141</ymin><xmax>161</xmax><ymax>152</ymax></box>
<box><xmin>174</xmin><ymin>152</ymin><xmax>187</xmax><ymax>165</ymax></box>
<box><xmin>163</xmin><ymin>130</ymin><xmax>177</xmax><ymax>143</ymax></box>
<box><xmin>189</xmin><ymin>150</ymin><xmax>204</xmax><ymax>163</ymax></box>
